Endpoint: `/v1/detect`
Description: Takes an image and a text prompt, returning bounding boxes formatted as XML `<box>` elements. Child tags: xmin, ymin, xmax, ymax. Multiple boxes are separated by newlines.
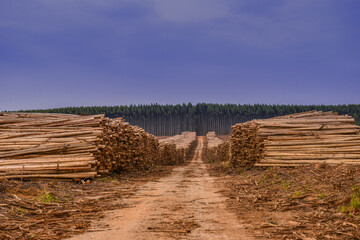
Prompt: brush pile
<box><xmin>158</xmin><ymin>132</ymin><xmax>197</xmax><ymax>165</ymax></box>
<box><xmin>230</xmin><ymin>111</ymin><xmax>360</xmax><ymax>167</ymax></box>
<box><xmin>0</xmin><ymin>113</ymin><xmax>165</xmax><ymax>180</ymax></box>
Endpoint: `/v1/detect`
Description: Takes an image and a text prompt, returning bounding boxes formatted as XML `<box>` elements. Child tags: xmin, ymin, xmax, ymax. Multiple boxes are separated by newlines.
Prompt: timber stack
<box><xmin>230</xmin><ymin>111</ymin><xmax>360</xmax><ymax>167</ymax></box>
<box><xmin>206</xmin><ymin>132</ymin><xmax>224</xmax><ymax>149</ymax></box>
<box><xmin>204</xmin><ymin>132</ymin><xmax>229</xmax><ymax>163</ymax></box>
<box><xmin>96</xmin><ymin>118</ymin><xmax>160</xmax><ymax>173</ymax></box>
<box><xmin>0</xmin><ymin>113</ymin><xmax>163</xmax><ymax>180</ymax></box>
<box><xmin>158</xmin><ymin>132</ymin><xmax>197</xmax><ymax>165</ymax></box>
<box><xmin>0</xmin><ymin>113</ymin><xmax>103</xmax><ymax>179</ymax></box>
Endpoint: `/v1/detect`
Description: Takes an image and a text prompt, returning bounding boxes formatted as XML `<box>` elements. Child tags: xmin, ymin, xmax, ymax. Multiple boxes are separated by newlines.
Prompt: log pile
<box><xmin>159</xmin><ymin>132</ymin><xmax>196</xmax><ymax>149</ymax></box>
<box><xmin>0</xmin><ymin>113</ymin><xmax>162</xmax><ymax>180</ymax></box>
<box><xmin>158</xmin><ymin>132</ymin><xmax>197</xmax><ymax>165</ymax></box>
<box><xmin>206</xmin><ymin>132</ymin><xmax>224</xmax><ymax>149</ymax></box>
<box><xmin>230</xmin><ymin>121</ymin><xmax>265</xmax><ymax>167</ymax></box>
<box><xmin>204</xmin><ymin>132</ymin><xmax>229</xmax><ymax>164</ymax></box>
<box><xmin>0</xmin><ymin>113</ymin><xmax>103</xmax><ymax>179</ymax></box>
<box><xmin>158</xmin><ymin>144</ymin><xmax>183</xmax><ymax>165</ymax></box>
<box><xmin>96</xmin><ymin>118</ymin><xmax>160</xmax><ymax>173</ymax></box>
<box><xmin>230</xmin><ymin>111</ymin><xmax>360</xmax><ymax>167</ymax></box>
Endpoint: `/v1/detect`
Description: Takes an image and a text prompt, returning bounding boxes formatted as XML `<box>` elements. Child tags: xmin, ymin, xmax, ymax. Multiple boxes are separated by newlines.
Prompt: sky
<box><xmin>1</xmin><ymin>0</ymin><xmax>360</xmax><ymax>111</ymax></box>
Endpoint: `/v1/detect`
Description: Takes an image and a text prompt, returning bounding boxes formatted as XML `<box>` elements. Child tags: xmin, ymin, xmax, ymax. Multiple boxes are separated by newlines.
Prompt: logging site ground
<box><xmin>1</xmin><ymin>111</ymin><xmax>360</xmax><ymax>239</ymax></box>
<box><xmin>2</xmin><ymin>137</ymin><xmax>360</xmax><ymax>239</ymax></box>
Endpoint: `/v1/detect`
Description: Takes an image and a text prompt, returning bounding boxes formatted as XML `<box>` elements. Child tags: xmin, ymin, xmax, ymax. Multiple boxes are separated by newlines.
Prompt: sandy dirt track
<box><xmin>68</xmin><ymin>137</ymin><xmax>251</xmax><ymax>240</ymax></box>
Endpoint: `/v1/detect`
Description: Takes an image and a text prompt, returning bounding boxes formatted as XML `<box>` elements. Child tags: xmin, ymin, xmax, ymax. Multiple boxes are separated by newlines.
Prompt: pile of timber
<box><xmin>204</xmin><ymin>132</ymin><xmax>229</xmax><ymax>163</ymax></box>
<box><xmin>206</xmin><ymin>132</ymin><xmax>224</xmax><ymax>149</ymax></box>
<box><xmin>158</xmin><ymin>132</ymin><xmax>197</xmax><ymax>165</ymax></box>
<box><xmin>230</xmin><ymin>111</ymin><xmax>360</xmax><ymax>167</ymax></box>
<box><xmin>0</xmin><ymin>113</ymin><xmax>104</xmax><ymax>179</ymax></box>
<box><xmin>96</xmin><ymin>118</ymin><xmax>160</xmax><ymax>173</ymax></box>
<box><xmin>159</xmin><ymin>132</ymin><xmax>196</xmax><ymax>149</ymax></box>
<box><xmin>0</xmin><ymin>113</ymin><xmax>162</xmax><ymax>180</ymax></box>
<box><xmin>158</xmin><ymin>144</ymin><xmax>184</xmax><ymax>165</ymax></box>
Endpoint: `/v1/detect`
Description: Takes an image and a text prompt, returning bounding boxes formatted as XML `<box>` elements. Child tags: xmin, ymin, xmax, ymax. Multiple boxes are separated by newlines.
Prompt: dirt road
<box><xmin>68</xmin><ymin>137</ymin><xmax>251</xmax><ymax>240</ymax></box>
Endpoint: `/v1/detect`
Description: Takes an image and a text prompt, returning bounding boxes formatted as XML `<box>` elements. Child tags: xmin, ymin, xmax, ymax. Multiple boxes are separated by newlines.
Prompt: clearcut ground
<box><xmin>68</xmin><ymin>137</ymin><xmax>252</xmax><ymax>240</ymax></box>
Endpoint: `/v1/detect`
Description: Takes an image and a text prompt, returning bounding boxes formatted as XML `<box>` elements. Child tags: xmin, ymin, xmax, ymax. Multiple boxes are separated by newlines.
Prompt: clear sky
<box><xmin>1</xmin><ymin>0</ymin><xmax>359</xmax><ymax>111</ymax></box>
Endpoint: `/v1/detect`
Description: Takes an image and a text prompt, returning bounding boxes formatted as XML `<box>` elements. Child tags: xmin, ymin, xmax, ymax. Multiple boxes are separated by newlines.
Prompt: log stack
<box><xmin>158</xmin><ymin>132</ymin><xmax>197</xmax><ymax>165</ymax></box>
<box><xmin>230</xmin><ymin>111</ymin><xmax>360</xmax><ymax>167</ymax></box>
<box><xmin>0</xmin><ymin>113</ymin><xmax>162</xmax><ymax>180</ymax></box>
<box><xmin>206</xmin><ymin>132</ymin><xmax>224</xmax><ymax>149</ymax></box>
<box><xmin>204</xmin><ymin>132</ymin><xmax>229</xmax><ymax>164</ymax></box>
<box><xmin>95</xmin><ymin>118</ymin><xmax>160</xmax><ymax>173</ymax></box>
<box><xmin>0</xmin><ymin>113</ymin><xmax>104</xmax><ymax>179</ymax></box>
<box><xmin>159</xmin><ymin>132</ymin><xmax>196</xmax><ymax>149</ymax></box>
<box><xmin>230</xmin><ymin>121</ymin><xmax>265</xmax><ymax>167</ymax></box>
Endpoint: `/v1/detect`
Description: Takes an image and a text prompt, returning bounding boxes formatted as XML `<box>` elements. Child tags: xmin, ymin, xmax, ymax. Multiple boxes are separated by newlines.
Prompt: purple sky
<box><xmin>1</xmin><ymin>0</ymin><xmax>360</xmax><ymax>111</ymax></box>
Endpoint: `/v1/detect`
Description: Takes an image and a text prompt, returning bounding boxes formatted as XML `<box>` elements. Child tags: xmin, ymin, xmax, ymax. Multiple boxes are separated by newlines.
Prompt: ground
<box><xmin>1</xmin><ymin>137</ymin><xmax>360</xmax><ymax>239</ymax></box>
<box><xmin>66</xmin><ymin>136</ymin><xmax>250</xmax><ymax>240</ymax></box>
<box><xmin>0</xmin><ymin>167</ymin><xmax>174</xmax><ymax>239</ymax></box>
<box><xmin>210</xmin><ymin>164</ymin><xmax>360</xmax><ymax>239</ymax></box>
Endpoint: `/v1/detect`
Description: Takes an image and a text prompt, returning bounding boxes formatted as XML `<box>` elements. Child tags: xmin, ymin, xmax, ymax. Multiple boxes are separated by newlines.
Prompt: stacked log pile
<box><xmin>0</xmin><ymin>113</ymin><xmax>103</xmax><ymax>179</ymax></box>
<box><xmin>158</xmin><ymin>132</ymin><xmax>197</xmax><ymax>165</ymax></box>
<box><xmin>206</xmin><ymin>132</ymin><xmax>224</xmax><ymax>149</ymax></box>
<box><xmin>204</xmin><ymin>132</ymin><xmax>229</xmax><ymax>164</ymax></box>
<box><xmin>230</xmin><ymin>121</ymin><xmax>265</xmax><ymax>167</ymax></box>
<box><xmin>159</xmin><ymin>132</ymin><xmax>196</xmax><ymax>149</ymax></box>
<box><xmin>0</xmin><ymin>113</ymin><xmax>162</xmax><ymax>180</ymax></box>
<box><xmin>230</xmin><ymin>111</ymin><xmax>360</xmax><ymax>167</ymax></box>
<box><xmin>96</xmin><ymin>118</ymin><xmax>160</xmax><ymax>173</ymax></box>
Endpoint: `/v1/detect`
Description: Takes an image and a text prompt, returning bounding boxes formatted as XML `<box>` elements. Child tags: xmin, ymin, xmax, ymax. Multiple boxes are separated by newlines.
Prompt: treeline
<box><xmin>20</xmin><ymin>103</ymin><xmax>360</xmax><ymax>136</ymax></box>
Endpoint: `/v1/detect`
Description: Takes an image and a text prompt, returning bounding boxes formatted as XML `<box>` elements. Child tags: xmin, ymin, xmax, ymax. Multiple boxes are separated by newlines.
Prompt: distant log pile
<box><xmin>206</xmin><ymin>132</ymin><xmax>224</xmax><ymax>149</ymax></box>
<box><xmin>204</xmin><ymin>132</ymin><xmax>229</xmax><ymax>164</ymax></box>
<box><xmin>230</xmin><ymin>111</ymin><xmax>360</xmax><ymax>167</ymax></box>
<box><xmin>159</xmin><ymin>132</ymin><xmax>196</xmax><ymax>149</ymax></box>
<box><xmin>158</xmin><ymin>132</ymin><xmax>197</xmax><ymax>165</ymax></box>
<box><xmin>0</xmin><ymin>113</ymin><xmax>181</xmax><ymax>180</ymax></box>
